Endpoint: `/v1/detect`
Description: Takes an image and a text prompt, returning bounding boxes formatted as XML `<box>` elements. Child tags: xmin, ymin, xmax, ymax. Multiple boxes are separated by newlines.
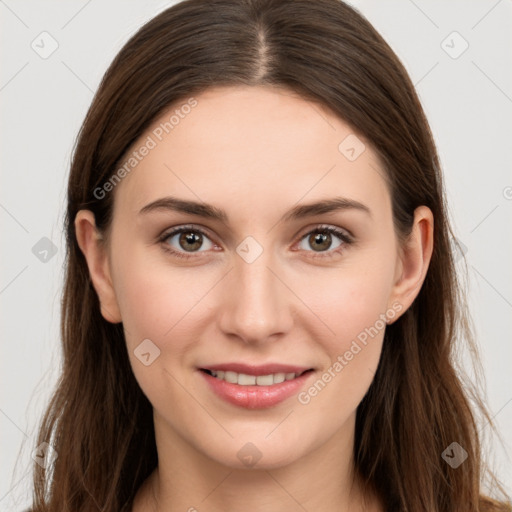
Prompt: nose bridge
<box><xmin>218</xmin><ymin>242</ymin><xmax>292</xmax><ymax>343</ymax></box>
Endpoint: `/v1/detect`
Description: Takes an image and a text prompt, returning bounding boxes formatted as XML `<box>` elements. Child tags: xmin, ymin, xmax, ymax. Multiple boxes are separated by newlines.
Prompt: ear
<box><xmin>74</xmin><ymin>210</ymin><xmax>122</xmax><ymax>324</ymax></box>
<box><xmin>387</xmin><ymin>206</ymin><xmax>434</xmax><ymax>322</ymax></box>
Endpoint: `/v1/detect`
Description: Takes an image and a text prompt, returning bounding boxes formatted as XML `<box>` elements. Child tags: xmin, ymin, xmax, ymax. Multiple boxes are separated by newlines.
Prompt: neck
<box><xmin>132</xmin><ymin>410</ymin><xmax>382</xmax><ymax>512</ymax></box>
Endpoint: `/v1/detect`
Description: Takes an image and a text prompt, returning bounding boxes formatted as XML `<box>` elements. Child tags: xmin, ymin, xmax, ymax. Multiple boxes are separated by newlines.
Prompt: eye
<box><xmin>296</xmin><ymin>225</ymin><xmax>353</xmax><ymax>258</ymax></box>
<box><xmin>159</xmin><ymin>226</ymin><xmax>217</xmax><ymax>259</ymax></box>
<box><xmin>158</xmin><ymin>224</ymin><xmax>353</xmax><ymax>261</ymax></box>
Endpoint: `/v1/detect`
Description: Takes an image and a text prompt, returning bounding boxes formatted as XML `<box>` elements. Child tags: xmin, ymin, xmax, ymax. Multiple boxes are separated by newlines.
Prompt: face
<box><xmin>81</xmin><ymin>85</ymin><xmax>423</xmax><ymax>471</ymax></box>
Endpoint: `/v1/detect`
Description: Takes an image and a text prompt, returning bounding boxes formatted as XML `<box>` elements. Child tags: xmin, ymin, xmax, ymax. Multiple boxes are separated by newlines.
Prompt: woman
<box><xmin>28</xmin><ymin>0</ymin><xmax>511</xmax><ymax>510</ymax></box>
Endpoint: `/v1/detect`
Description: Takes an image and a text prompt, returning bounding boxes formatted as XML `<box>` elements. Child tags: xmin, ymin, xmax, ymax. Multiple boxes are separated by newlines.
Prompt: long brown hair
<box><xmin>28</xmin><ymin>0</ymin><xmax>511</xmax><ymax>510</ymax></box>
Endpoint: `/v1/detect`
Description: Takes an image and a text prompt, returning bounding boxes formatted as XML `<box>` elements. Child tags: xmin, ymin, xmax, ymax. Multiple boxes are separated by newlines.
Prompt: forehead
<box><xmin>111</xmin><ymin>85</ymin><xmax>389</xmax><ymax>221</ymax></box>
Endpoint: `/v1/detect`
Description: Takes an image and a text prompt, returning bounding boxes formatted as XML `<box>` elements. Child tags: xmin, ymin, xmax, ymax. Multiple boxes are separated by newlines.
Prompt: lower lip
<box><xmin>199</xmin><ymin>370</ymin><xmax>314</xmax><ymax>409</ymax></box>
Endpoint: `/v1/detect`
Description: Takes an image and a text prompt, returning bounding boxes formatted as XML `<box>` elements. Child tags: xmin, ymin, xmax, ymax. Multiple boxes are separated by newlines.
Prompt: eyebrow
<box><xmin>139</xmin><ymin>195</ymin><xmax>371</xmax><ymax>223</ymax></box>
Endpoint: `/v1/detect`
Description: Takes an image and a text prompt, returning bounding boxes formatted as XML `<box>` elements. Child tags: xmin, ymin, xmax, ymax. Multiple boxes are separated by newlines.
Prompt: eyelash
<box><xmin>158</xmin><ymin>224</ymin><xmax>354</xmax><ymax>261</ymax></box>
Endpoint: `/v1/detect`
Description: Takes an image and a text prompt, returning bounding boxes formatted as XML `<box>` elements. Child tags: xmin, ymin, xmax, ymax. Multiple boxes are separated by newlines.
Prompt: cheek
<box><xmin>304</xmin><ymin>260</ymin><xmax>394</xmax><ymax>345</ymax></box>
<box><xmin>295</xmin><ymin>257</ymin><xmax>395</xmax><ymax>404</ymax></box>
<box><xmin>111</xmin><ymin>253</ymin><xmax>206</xmax><ymax>402</ymax></box>
<box><xmin>111</xmin><ymin>247</ymin><xmax>218</xmax><ymax>353</ymax></box>
<box><xmin>113</xmin><ymin>237</ymin><xmax>396</xmax><ymax>350</ymax></box>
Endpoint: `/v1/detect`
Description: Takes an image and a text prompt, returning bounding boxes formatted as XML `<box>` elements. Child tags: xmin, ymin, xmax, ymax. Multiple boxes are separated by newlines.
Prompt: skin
<box><xmin>75</xmin><ymin>85</ymin><xmax>434</xmax><ymax>512</ymax></box>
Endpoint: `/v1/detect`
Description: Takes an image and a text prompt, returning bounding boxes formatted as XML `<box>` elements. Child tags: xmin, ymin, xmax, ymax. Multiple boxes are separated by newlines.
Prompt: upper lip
<box><xmin>199</xmin><ymin>363</ymin><xmax>313</xmax><ymax>376</ymax></box>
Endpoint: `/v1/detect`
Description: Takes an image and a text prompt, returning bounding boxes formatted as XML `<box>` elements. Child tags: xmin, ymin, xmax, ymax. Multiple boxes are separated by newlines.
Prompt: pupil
<box><xmin>311</xmin><ymin>232</ymin><xmax>330</xmax><ymax>251</ymax></box>
<box><xmin>180</xmin><ymin>231</ymin><xmax>202</xmax><ymax>251</ymax></box>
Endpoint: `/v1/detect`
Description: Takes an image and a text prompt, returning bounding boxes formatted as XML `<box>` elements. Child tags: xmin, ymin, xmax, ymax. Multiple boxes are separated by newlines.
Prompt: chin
<box><xmin>202</xmin><ymin>439</ymin><xmax>305</xmax><ymax>471</ymax></box>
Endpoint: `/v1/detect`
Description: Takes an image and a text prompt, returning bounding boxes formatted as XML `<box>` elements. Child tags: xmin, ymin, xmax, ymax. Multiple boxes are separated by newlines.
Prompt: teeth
<box><xmin>256</xmin><ymin>374</ymin><xmax>274</xmax><ymax>385</ymax></box>
<box><xmin>238</xmin><ymin>373</ymin><xmax>256</xmax><ymax>385</ymax></box>
<box><xmin>273</xmin><ymin>373</ymin><xmax>286</xmax><ymax>384</ymax></box>
<box><xmin>208</xmin><ymin>370</ymin><xmax>302</xmax><ymax>386</ymax></box>
<box><xmin>224</xmin><ymin>371</ymin><xmax>238</xmax><ymax>383</ymax></box>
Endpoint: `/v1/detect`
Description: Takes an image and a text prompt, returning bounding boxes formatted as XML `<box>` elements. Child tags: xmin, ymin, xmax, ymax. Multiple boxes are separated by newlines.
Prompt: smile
<box><xmin>198</xmin><ymin>365</ymin><xmax>315</xmax><ymax>409</ymax></box>
<box><xmin>201</xmin><ymin>368</ymin><xmax>312</xmax><ymax>386</ymax></box>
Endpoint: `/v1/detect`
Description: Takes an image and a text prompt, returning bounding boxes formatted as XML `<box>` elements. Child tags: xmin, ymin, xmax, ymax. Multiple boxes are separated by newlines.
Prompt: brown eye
<box><xmin>162</xmin><ymin>227</ymin><xmax>215</xmax><ymax>256</ymax></box>
<box><xmin>296</xmin><ymin>225</ymin><xmax>353</xmax><ymax>258</ymax></box>
<box><xmin>178</xmin><ymin>231</ymin><xmax>203</xmax><ymax>252</ymax></box>
<box><xmin>308</xmin><ymin>231</ymin><xmax>333</xmax><ymax>252</ymax></box>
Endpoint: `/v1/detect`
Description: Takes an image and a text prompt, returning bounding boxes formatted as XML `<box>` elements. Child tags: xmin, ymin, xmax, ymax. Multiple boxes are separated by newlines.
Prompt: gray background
<box><xmin>1</xmin><ymin>0</ymin><xmax>511</xmax><ymax>509</ymax></box>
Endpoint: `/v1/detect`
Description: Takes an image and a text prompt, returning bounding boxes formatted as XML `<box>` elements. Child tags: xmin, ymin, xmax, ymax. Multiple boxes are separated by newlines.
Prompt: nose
<box><xmin>217</xmin><ymin>248</ymin><xmax>294</xmax><ymax>345</ymax></box>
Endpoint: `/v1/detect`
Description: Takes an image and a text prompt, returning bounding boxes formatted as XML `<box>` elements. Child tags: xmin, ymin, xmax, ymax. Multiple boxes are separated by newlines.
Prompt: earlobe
<box><xmin>387</xmin><ymin>206</ymin><xmax>434</xmax><ymax>322</ymax></box>
<box><xmin>74</xmin><ymin>210</ymin><xmax>122</xmax><ymax>324</ymax></box>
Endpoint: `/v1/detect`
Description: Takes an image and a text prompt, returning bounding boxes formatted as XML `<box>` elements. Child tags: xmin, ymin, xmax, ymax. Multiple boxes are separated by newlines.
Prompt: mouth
<box><xmin>199</xmin><ymin>367</ymin><xmax>314</xmax><ymax>386</ymax></box>
<box><xmin>197</xmin><ymin>363</ymin><xmax>315</xmax><ymax>409</ymax></box>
